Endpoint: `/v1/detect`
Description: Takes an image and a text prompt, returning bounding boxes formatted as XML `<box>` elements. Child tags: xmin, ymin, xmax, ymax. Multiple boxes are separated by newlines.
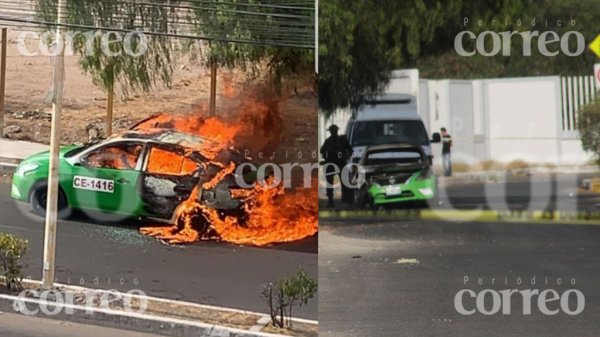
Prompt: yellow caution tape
<box><xmin>319</xmin><ymin>209</ymin><xmax>600</xmax><ymax>224</ymax></box>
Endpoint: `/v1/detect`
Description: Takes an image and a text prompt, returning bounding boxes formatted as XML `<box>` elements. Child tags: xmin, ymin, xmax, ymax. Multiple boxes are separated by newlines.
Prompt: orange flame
<box><xmin>206</xmin><ymin>179</ymin><xmax>318</xmax><ymax>246</ymax></box>
<box><xmin>221</xmin><ymin>74</ymin><xmax>237</xmax><ymax>99</ymax></box>
<box><xmin>135</xmin><ymin>101</ymin><xmax>317</xmax><ymax>246</ymax></box>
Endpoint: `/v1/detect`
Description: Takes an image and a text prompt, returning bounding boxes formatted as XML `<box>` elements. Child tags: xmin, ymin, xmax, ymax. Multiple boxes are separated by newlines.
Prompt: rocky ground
<box><xmin>0</xmin><ymin>29</ymin><xmax>316</xmax><ymax>164</ymax></box>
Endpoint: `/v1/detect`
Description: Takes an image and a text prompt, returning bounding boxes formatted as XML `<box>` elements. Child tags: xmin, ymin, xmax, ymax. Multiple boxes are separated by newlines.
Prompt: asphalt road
<box><xmin>0</xmin><ymin>312</ymin><xmax>165</xmax><ymax>337</ymax></box>
<box><xmin>441</xmin><ymin>173</ymin><xmax>599</xmax><ymax>211</ymax></box>
<box><xmin>0</xmin><ymin>183</ymin><xmax>318</xmax><ymax>320</ymax></box>
<box><xmin>319</xmin><ymin>220</ymin><xmax>600</xmax><ymax>337</ymax></box>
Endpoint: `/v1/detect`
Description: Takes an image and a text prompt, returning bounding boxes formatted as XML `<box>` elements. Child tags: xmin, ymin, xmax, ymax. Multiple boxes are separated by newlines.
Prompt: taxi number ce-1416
<box><xmin>73</xmin><ymin>176</ymin><xmax>115</xmax><ymax>193</ymax></box>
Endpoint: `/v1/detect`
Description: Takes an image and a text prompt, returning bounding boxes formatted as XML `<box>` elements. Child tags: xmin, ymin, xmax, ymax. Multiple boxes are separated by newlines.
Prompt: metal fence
<box><xmin>560</xmin><ymin>75</ymin><xmax>597</xmax><ymax>132</ymax></box>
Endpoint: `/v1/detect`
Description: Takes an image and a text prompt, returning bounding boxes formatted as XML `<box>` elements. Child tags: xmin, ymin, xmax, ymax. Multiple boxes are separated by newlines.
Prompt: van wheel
<box><xmin>30</xmin><ymin>182</ymin><xmax>70</xmax><ymax>219</ymax></box>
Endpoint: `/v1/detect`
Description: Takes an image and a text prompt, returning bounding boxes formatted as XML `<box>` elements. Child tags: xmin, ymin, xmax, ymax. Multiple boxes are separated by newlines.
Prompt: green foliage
<box><xmin>35</xmin><ymin>1</ymin><xmax>315</xmax><ymax>98</ymax></box>
<box><xmin>578</xmin><ymin>98</ymin><xmax>600</xmax><ymax>165</ymax></box>
<box><xmin>319</xmin><ymin>0</ymin><xmax>600</xmax><ymax>116</ymax></box>
<box><xmin>35</xmin><ymin>0</ymin><xmax>177</xmax><ymax>96</ymax></box>
<box><xmin>417</xmin><ymin>0</ymin><xmax>599</xmax><ymax>79</ymax></box>
<box><xmin>319</xmin><ymin>0</ymin><xmax>450</xmax><ymax>114</ymax></box>
<box><xmin>186</xmin><ymin>0</ymin><xmax>315</xmax><ymax>93</ymax></box>
<box><xmin>0</xmin><ymin>233</ymin><xmax>28</xmax><ymax>291</ymax></box>
<box><xmin>261</xmin><ymin>269</ymin><xmax>317</xmax><ymax>328</ymax></box>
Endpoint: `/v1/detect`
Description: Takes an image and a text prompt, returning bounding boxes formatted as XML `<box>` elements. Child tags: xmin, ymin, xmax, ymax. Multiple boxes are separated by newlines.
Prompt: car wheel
<box><xmin>30</xmin><ymin>182</ymin><xmax>70</xmax><ymax>219</ymax></box>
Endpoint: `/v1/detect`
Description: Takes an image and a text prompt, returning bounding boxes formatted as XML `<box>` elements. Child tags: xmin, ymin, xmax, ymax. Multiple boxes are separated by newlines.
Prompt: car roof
<box><xmin>116</xmin><ymin>129</ymin><xmax>219</xmax><ymax>148</ymax></box>
<box><xmin>355</xmin><ymin>94</ymin><xmax>419</xmax><ymax>121</ymax></box>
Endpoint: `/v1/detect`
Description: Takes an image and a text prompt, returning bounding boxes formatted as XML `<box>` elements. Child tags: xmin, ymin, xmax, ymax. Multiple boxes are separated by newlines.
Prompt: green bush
<box><xmin>0</xmin><ymin>233</ymin><xmax>28</xmax><ymax>291</ymax></box>
<box><xmin>578</xmin><ymin>98</ymin><xmax>600</xmax><ymax>166</ymax></box>
<box><xmin>261</xmin><ymin>269</ymin><xmax>317</xmax><ymax>329</ymax></box>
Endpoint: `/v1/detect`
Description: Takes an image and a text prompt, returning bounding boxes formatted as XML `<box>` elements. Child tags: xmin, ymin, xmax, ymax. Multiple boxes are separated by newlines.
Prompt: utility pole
<box><xmin>209</xmin><ymin>60</ymin><xmax>217</xmax><ymax>116</ymax></box>
<box><xmin>0</xmin><ymin>27</ymin><xmax>7</xmax><ymax>137</ymax></box>
<box><xmin>42</xmin><ymin>0</ymin><xmax>66</xmax><ymax>289</ymax></box>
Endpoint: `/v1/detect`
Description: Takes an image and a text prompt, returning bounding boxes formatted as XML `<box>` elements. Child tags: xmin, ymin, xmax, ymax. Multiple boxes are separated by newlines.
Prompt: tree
<box><xmin>185</xmin><ymin>0</ymin><xmax>315</xmax><ymax>95</ymax></box>
<box><xmin>36</xmin><ymin>1</ymin><xmax>314</xmax><ymax>124</ymax></box>
<box><xmin>415</xmin><ymin>0</ymin><xmax>600</xmax><ymax>79</ymax></box>
<box><xmin>578</xmin><ymin>98</ymin><xmax>600</xmax><ymax>165</ymax></box>
<box><xmin>318</xmin><ymin>0</ymin><xmax>450</xmax><ymax>115</ymax></box>
<box><xmin>35</xmin><ymin>0</ymin><xmax>177</xmax><ymax>137</ymax></box>
<box><xmin>318</xmin><ymin>0</ymin><xmax>599</xmax><ymax>116</ymax></box>
<box><xmin>261</xmin><ymin>269</ymin><xmax>317</xmax><ymax>329</ymax></box>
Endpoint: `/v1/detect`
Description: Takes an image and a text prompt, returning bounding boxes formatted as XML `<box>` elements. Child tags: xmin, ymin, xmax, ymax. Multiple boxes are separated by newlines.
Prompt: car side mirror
<box><xmin>431</xmin><ymin>132</ymin><xmax>441</xmax><ymax>143</ymax></box>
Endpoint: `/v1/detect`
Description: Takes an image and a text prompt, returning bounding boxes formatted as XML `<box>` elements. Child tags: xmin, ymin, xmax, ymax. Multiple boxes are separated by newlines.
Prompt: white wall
<box><xmin>321</xmin><ymin>70</ymin><xmax>595</xmax><ymax>166</ymax></box>
<box><xmin>485</xmin><ymin>77</ymin><xmax>561</xmax><ymax>164</ymax></box>
<box><xmin>419</xmin><ymin>76</ymin><xmax>594</xmax><ymax>165</ymax></box>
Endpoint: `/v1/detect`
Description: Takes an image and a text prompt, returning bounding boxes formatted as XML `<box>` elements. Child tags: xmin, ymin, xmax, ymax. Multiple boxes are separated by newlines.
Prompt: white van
<box><xmin>345</xmin><ymin>94</ymin><xmax>440</xmax><ymax>163</ymax></box>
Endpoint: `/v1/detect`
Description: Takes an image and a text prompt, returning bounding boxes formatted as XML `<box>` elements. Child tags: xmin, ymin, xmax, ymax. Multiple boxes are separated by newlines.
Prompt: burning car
<box><xmin>11</xmin><ymin>114</ymin><xmax>318</xmax><ymax>246</ymax></box>
<box><xmin>354</xmin><ymin>143</ymin><xmax>437</xmax><ymax>207</ymax></box>
<box><xmin>10</xmin><ymin>129</ymin><xmax>255</xmax><ymax>222</ymax></box>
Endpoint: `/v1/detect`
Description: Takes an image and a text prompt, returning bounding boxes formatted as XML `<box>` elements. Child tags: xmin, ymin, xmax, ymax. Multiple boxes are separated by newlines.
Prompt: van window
<box><xmin>351</xmin><ymin>120</ymin><xmax>429</xmax><ymax>147</ymax></box>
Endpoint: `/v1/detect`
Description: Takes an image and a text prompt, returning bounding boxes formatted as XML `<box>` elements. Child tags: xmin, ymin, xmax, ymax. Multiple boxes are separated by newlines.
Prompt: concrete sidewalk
<box><xmin>0</xmin><ymin>138</ymin><xmax>48</xmax><ymax>164</ymax></box>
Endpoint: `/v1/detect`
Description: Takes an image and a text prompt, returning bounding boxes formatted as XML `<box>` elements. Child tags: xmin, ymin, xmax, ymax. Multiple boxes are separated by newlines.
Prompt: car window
<box><xmin>81</xmin><ymin>143</ymin><xmax>143</xmax><ymax>170</ymax></box>
<box><xmin>64</xmin><ymin>145</ymin><xmax>89</xmax><ymax>158</ymax></box>
<box><xmin>146</xmin><ymin>146</ymin><xmax>199</xmax><ymax>176</ymax></box>
<box><xmin>351</xmin><ymin>120</ymin><xmax>429</xmax><ymax>147</ymax></box>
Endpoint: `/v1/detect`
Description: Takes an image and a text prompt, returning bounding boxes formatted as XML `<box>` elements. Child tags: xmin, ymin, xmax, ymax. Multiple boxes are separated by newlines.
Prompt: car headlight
<box><xmin>418</xmin><ymin>188</ymin><xmax>433</xmax><ymax>196</ymax></box>
<box><xmin>16</xmin><ymin>163</ymin><xmax>40</xmax><ymax>176</ymax></box>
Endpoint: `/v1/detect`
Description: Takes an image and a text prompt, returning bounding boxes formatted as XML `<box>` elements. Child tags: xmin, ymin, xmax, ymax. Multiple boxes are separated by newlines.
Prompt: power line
<box><xmin>0</xmin><ymin>16</ymin><xmax>314</xmax><ymax>48</ymax></box>
<box><xmin>0</xmin><ymin>0</ymin><xmax>315</xmax><ymax>48</ymax></box>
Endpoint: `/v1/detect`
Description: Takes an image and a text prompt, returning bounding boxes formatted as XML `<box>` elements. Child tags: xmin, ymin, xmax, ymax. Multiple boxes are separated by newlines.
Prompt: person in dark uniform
<box><xmin>320</xmin><ymin>124</ymin><xmax>353</xmax><ymax>208</ymax></box>
<box><xmin>441</xmin><ymin>127</ymin><xmax>452</xmax><ymax>177</ymax></box>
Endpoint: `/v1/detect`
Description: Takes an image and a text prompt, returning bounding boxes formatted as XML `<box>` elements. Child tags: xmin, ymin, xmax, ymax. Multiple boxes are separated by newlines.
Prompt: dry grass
<box><xmin>477</xmin><ymin>160</ymin><xmax>505</xmax><ymax>171</ymax></box>
<box><xmin>506</xmin><ymin>159</ymin><xmax>530</xmax><ymax>171</ymax></box>
<box><xmin>262</xmin><ymin>323</ymin><xmax>318</xmax><ymax>337</ymax></box>
<box><xmin>452</xmin><ymin>161</ymin><xmax>471</xmax><ymax>173</ymax></box>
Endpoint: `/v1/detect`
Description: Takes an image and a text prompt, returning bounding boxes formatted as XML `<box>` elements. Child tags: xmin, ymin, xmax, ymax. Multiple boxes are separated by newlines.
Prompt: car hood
<box><xmin>351</xmin><ymin>144</ymin><xmax>432</xmax><ymax>163</ymax></box>
<box><xmin>363</xmin><ymin>162</ymin><xmax>428</xmax><ymax>176</ymax></box>
<box><xmin>20</xmin><ymin>145</ymin><xmax>82</xmax><ymax>164</ymax></box>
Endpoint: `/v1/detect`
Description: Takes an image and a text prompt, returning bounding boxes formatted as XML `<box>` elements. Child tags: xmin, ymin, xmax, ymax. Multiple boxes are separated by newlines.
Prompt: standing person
<box><xmin>320</xmin><ymin>124</ymin><xmax>352</xmax><ymax>208</ymax></box>
<box><xmin>441</xmin><ymin>127</ymin><xmax>452</xmax><ymax>177</ymax></box>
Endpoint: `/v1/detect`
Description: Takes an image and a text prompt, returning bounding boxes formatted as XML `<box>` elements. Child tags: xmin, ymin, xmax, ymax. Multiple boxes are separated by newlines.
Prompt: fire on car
<box><xmin>11</xmin><ymin>114</ymin><xmax>318</xmax><ymax>246</ymax></box>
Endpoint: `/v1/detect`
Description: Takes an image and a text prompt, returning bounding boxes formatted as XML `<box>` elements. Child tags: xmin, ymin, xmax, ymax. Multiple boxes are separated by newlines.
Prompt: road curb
<box><xmin>0</xmin><ymin>293</ymin><xmax>288</xmax><ymax>337</ymax></box>
<box><xmin>0</xmin><ymin>279</ymin><xmax>317</xmax><ymax>337</ymax></box>
<box><xmin>12</xmin><ymin>279</ymin><xmax>316</xmax><ymax>325</ymax></box>
<box><xmin>319</xmin><ymin>209</ymin><xmax>600</xmax><ymax>224</ymax></box>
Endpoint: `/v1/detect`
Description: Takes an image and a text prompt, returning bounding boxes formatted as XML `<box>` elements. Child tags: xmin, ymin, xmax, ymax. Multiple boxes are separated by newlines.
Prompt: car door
<box><xmin>68</xmin><ymin>141</ymin><xmax>145</xmax><ymax>215</ymax></box>
<box><xmin>139</xmin><ymin>143</ymin><xmax>201</xmax><ymax>219</ymax></box>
